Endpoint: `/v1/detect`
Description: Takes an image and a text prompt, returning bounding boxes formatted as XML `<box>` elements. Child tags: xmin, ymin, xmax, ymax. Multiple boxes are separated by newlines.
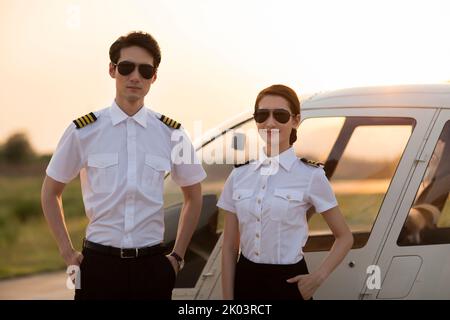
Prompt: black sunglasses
<box><xmin>253</xmin><ymin>108</ymin><xmax>294</xmax><ymax>124</ymax></box>
<box><xmin>113</xmin><ymin>60</ymin><xmax>156</xmax><ymax>79</ymax></box>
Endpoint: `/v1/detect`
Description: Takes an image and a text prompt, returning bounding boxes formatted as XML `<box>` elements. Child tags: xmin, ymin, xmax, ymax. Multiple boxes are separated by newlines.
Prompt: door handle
<box><xmin>202</xmin><ymin>272</ymin><xmax>214</xmax><ymax>278</ymax></box>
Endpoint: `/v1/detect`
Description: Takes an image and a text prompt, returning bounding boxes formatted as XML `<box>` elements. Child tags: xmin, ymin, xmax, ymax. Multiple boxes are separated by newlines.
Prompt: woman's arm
<box><xmin>221</xmin><ymin>212</ymin><xmax>240</xmax><ymax>300</ymax></box>
<box><xmin>287</xmin><ymin>206</ymin><xmax>353</xmax><ymax>299</ymax></box>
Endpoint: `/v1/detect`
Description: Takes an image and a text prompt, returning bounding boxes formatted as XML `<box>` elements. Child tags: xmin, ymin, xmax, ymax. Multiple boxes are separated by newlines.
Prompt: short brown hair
<box><xmin>254</xmin><ymin>84</ymin><xmax>301</xmax><ymax>145</ymax></box>
<box><xmin>109</xmin><ymin>31</ymin><xmax>161</xmax><ymax>68</ymax></box>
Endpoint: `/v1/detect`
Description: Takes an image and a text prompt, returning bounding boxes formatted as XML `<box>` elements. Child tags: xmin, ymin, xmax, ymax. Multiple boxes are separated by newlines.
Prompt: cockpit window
<box><xmin>295</xmin><ymin>117</ymin><xmax>415</xmax><ymax>251</ymax></box>
<box><xmin>398</xmin><ymin>121</ymin><xmax>450</xmax><ymax>246</ymax></box>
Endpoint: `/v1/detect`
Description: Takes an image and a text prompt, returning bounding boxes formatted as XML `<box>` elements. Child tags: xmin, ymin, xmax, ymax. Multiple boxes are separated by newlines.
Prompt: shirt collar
<box><xmin>109</xmin><ymin>100</ymin><xmax>148</xmax><ymax>128</ymax></box>
<box><xmin>253</xmin><ymin>147</ymin><xmax>297</xmax><ymax>172</ymax></box>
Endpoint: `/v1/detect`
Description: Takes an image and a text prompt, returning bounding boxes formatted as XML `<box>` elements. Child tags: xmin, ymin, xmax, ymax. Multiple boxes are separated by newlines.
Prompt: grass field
<box><xmin>0</xmin><ymin>176</ymin><xmax>87</xmax><ymax>279</ymax></box>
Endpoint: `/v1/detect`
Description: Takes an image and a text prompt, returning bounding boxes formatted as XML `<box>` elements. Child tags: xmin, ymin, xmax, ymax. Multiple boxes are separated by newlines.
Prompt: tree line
<box><xmin>0</xmin><ymin>132</ymin><xmax>37</xmax><ymax>164</ymax></box>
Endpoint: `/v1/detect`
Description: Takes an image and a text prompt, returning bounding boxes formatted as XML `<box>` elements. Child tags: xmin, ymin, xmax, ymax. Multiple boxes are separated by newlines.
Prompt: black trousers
<box><xmin>74</xmin><ymin>246</ymin><xmax>176</xmax><ymax>300</ymax></box>
<box><xmin>234</xmin><ymin>255</ymin><xmax>310</xmax><ymax>300</ymax></box>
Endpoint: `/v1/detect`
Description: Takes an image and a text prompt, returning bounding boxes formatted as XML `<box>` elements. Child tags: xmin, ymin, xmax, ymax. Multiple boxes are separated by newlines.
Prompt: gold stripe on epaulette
<box><xmin>73</xmin><ymin>112</ymin><xmax>98</xmax><ymax>129</ymax></box>
<box><xmin>300</xmin><ymin>157</ymin><xmax>324</xmax><ymax>168</ymax></box>
<box><xmin>159</xmin><ymin>114</ymin><xmax>181</xmax><ymax>129</ymax></box>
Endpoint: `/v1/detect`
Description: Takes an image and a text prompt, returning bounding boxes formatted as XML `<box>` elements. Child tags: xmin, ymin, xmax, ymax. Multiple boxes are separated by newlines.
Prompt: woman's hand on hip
<box><xmin>286</xmin><ymin>271</ymin><xmax>326</xmax><ymax>300</ymax></box>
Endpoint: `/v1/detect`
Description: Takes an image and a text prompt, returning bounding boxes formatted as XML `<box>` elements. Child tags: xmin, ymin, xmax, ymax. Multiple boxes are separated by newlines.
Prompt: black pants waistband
<box><xmin>237</xmin><ymin>254</ymin><xmax>308</xmax><ymax>274</ymax></box>
<box><xmin>82</xmin><ymin>239</ymin><xmax>166</xmax><ymax>259</ymax></box>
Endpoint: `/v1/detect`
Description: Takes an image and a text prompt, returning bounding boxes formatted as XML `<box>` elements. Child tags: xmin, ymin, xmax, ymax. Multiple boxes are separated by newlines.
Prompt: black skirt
<box><xmin>234</xmin><ymin>254</ymin><xmax>310</xmax><ymax>300</ymax></box>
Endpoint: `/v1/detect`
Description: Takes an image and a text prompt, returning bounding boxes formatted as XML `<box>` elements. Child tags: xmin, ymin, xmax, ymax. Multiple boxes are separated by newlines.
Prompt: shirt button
<box><xmin>257</xmin><ymin>199</ymin><xmax>261</xmax><ymax>204</ymax></box>
<box><xmin>256</xmin><ymin>233</ymin><xmax>260</xmax><ymax>238</ymax></box>
<box><xmin>257</xmin><ymin>218</ymin><xmax>260</xmax><ymax>222</ymax></box>
<box><xmin>255</xmin><ymin>252</ymin><xmax>259</xmax><ymax>256</ymax></box>
<box><xmin>262</xmin><ymin>185</ymin><xmax>265</xmax><ymax>190</ymax></box>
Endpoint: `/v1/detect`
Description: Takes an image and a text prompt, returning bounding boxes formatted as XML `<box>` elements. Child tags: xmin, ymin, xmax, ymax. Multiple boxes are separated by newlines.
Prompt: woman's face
<box><xmin>255</xmin><ymin>94</ymin><xmax>300</xmax><ymax>150</ymax></box>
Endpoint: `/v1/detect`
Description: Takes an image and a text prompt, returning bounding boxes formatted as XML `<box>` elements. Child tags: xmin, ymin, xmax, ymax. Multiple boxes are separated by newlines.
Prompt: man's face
<box><xmin>109</xmin><ymin>45</ymin><xmax>157</xmax><ymax>104</ymax></box>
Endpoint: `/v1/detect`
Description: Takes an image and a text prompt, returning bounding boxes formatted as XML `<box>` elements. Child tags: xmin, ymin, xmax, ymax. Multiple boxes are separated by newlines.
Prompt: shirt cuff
<box><xmin>316</xmin><ymin>201</ymin><xmax>339</xmax><ymax>214</ymax></box>
<box><xmin>46</xmin><ymin>168</ymin><xmax>73</xmax><ymax>184</ymax></box>
<box><xmin>174</xmin><ymin>171</ymin><xmax>207</xmax><ymax>187</ymax></box>
<box><xmin>217</xmin><ymin>201</ymin><xmax>237</xmax><ymax>214</ymax></box>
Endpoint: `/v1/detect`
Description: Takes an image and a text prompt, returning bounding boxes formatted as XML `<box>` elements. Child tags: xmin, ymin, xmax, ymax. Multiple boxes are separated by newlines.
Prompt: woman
<box><xmin>218</xmin><ymin>84</ymin><xmax>354</xmax><ymax>300</ymax></box>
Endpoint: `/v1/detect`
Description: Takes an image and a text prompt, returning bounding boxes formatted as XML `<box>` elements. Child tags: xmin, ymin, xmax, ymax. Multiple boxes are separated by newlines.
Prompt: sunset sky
<box><xmin>1</xmin><ymin>0</ymin><xmax>450</xmax><ymax>153</ymax></box>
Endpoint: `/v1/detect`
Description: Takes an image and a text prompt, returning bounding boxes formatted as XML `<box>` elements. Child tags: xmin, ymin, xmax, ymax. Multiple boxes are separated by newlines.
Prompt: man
<box><xmin>41</xmin><ymin>31</ymin><xmax>206</xmax><ymax>299</ymax></box>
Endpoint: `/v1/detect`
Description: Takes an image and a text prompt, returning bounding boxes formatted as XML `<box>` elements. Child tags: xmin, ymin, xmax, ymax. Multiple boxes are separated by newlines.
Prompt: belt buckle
<box><xmin>120</xmin><ymin>248</ymin><xmax>138</xmax><ymax>259</ymax></box>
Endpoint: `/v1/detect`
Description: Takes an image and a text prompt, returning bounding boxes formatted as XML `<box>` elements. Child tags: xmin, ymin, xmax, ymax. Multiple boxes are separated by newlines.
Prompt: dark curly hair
<box><xmin>109</xmin><ymin>31</ymin><xmax>161</xmax><ymax>68</ymax></box>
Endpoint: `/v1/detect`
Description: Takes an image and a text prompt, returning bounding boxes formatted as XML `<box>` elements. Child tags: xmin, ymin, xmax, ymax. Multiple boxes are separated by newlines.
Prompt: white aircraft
<box><xmin>164</xmin><ymin>84</ymin><xmax>450</xmax><ymax>300</ymax></box>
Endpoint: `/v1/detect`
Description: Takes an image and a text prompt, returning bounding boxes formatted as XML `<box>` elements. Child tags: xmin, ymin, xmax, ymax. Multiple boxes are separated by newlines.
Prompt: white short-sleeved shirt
<box><xmin>217</xmin><ymin>147</ymin><xmax>337</xmax><ymax>264</ymax></box>
<box><xmin>46</xmin><ymin>101</ymin><xmax>206</xmax><ymax>248</ymax></box>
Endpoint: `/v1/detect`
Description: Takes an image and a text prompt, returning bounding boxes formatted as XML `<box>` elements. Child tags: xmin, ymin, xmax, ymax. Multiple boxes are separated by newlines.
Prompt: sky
<box><xmin>1</xmin><ymin>0</ymin><xmax>450</xmax><ymax>153</ymax></box>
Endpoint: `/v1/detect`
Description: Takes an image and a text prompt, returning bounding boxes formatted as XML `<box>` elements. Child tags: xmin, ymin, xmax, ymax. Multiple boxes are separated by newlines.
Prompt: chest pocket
<box><xmin>232</xmin><ymin>189</ymin><xmax>254</xmax><ymax>223</ymax></box>
<box><xmin>141</xmin><ymin>155</ymin><xmax>171</xmax><ymax>195</ymax></box>
<box><xmin>87</xmin><ymin>153</ymin><xmax>119</xmax><ymax>194</ymax></box>
<box><xmin>270</xmin><ymin>188</ymin><xmax>305</xmax><ymax>225</ymax></box>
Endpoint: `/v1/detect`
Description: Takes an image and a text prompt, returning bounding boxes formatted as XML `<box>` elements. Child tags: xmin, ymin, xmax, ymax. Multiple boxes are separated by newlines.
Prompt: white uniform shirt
<box><xmin>46</xmin><ymin>101</ymin><xmax>206</xmax><ymax>248</ymax></box>
<box><xmin>217</xmin><ymin>147</ymin><xmax>337</xmax><ymax>264</ymax></box>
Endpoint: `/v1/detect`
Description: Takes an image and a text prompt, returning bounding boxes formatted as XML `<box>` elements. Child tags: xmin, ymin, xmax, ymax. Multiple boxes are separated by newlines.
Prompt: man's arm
<box><xmin>166</xmin><ymin>182</ymin><xmax>203</xmax><ymax>272</ymax></box>
<box><xmin>41</xmin><ymin>175</ymin><xmax>83</xmax><ymax>266</ymax></box>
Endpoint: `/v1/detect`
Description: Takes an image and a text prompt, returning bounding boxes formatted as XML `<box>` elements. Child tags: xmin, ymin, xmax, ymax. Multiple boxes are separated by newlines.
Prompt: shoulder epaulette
<box><xmin>300</xmin><ymin>157</ymin><xmax>324</xmax><ymax>168</ymax></box>
<box><xmin>73</xmin><ymin>112</ymin><xmax>97</xmax><ymax>129</ymax></box>
<box><xmin>159</xmin><ymin>114</ymin><xmax>181</xmax><ymax>129</ymax></box>
<box><xmin>234</xmin><ymin>160</ymin><xmax>250</xmax><ymax>168</ymax></box>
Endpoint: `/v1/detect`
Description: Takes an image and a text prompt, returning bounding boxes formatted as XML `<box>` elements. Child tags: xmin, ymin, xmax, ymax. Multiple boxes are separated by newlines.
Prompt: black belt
<box><xmin>83</xmin><ymin>239</ymin><xmax>166</xmax><ymax>259</ymax></box>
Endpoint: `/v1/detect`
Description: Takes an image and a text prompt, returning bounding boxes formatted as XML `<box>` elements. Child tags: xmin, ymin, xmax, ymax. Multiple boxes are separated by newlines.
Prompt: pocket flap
<box><xmin>232</xmin><ymin>189</ymin><xmax>253</xmax><ymax>201</ymax></box>
<box><xmin>274</xmin><ymin>188</ymin><xmax>303</xmax><ymax>201</ymax></box>
<box><xmin>88</xmin><ymin>153</ymin><xmax>118</xmax><ymax>168</ymax></box>
<box><xmin>145</xmin><ymin>155</ymin><xmax>171</xmax><ymax>172</ymax></box>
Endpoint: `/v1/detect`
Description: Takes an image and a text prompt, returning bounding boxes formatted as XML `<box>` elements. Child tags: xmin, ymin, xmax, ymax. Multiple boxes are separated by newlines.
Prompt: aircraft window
<box><xmin>163</xmin><ymin>119</ymin><xmax>256</xmax><ymax>288</ymax></box>
<box><xmin>398</xmin><ymin>121</ymin><xmax>450</xmax><ymax>246</ymax></box>
<box><xmin>295</xmin><ymin>117</ymin><xmax>415</xmax><ymax>251</ymax></box>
